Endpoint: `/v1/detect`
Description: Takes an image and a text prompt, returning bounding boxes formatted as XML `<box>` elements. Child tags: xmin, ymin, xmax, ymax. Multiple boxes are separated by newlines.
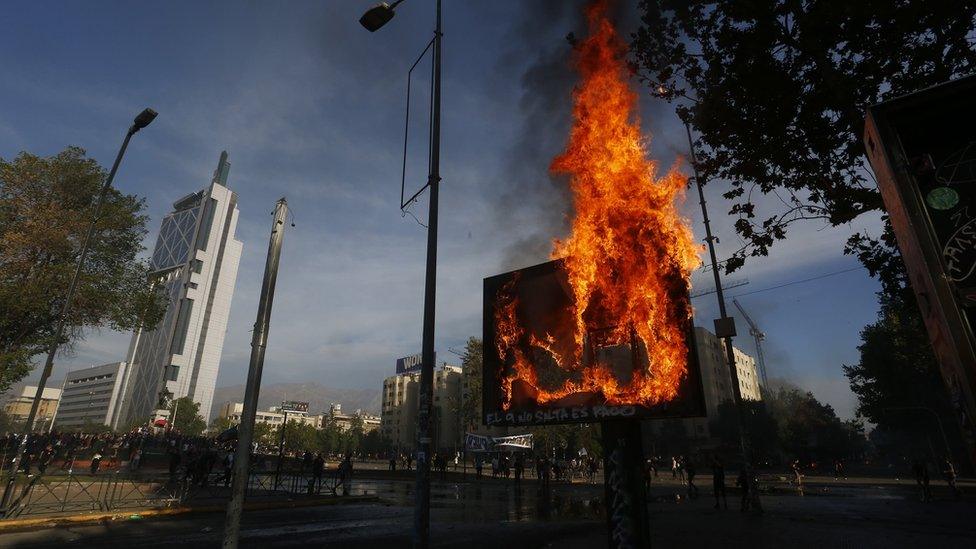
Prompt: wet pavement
<box><xmin>0</xmin><ymin>475</ymin><xmax>973</xmax><ymax>548</ymax></box>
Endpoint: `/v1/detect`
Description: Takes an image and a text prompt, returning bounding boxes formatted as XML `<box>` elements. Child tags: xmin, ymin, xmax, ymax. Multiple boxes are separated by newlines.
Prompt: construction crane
<box><xmin>732</xmin><ymin>298</ymin><xmax>769</xmax><ymax>389</ymax></box>
<box><xmin>690</xmin><ymin>278</ymin><xmax>749</xmax><ymax>298</ymax></box>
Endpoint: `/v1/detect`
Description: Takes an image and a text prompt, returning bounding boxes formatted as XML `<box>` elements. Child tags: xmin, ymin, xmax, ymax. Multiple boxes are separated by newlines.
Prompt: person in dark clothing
<box><xmin>686</xmin><ymin>459</ymin><xmax>698</xmax><ymax>499</ymax></box>
<box><xmin>514</xmin><ymin>454</ymin><xmax>524</xmax><ymax>484</ymax></box>
<box><xmin>89</xmin><ymin>452</ymin><xmax>102</xmax><ymax>475</ymax></box>
<box><xmin>712</xmin><ymin>456</ymin><xmax>727</xmax><ymax>510</ymax></box>
<box><xmin>943</xmin><ymin>458</ymin><xmax>960</xmax><ymax>499</ymax></box>
<box><xmin>301</xmin><ymin>450</ymin><xmax>313</xmax><ymax>474</ymax></box>
<box><xmin>311</xmin><ymin>452</ymin><xmax>325</xmax><ymax>494</ymax></box>
<box><xmin>736</xmin><ymin>468</ymin><xmax>751</xmax><ymax>511</ymax></box>
<box><xmin>913</xmin><ymin>459</ymin><xmax>932</xmax><ymax>502</ymax></box>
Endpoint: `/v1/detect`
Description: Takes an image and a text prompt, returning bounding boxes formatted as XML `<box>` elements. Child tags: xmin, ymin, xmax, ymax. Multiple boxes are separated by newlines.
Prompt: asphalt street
<box><xmin>0</xmin><ymin>476</ymin><xmax>973</xmax><ymax>548</ymax></box>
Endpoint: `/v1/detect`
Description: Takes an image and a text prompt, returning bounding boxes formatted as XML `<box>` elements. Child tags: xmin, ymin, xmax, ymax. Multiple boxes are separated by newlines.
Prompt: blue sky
<box><xmin>2</xmin><ymin>1</ymin><xmax>883</xmax><ymax>419</ymax></box>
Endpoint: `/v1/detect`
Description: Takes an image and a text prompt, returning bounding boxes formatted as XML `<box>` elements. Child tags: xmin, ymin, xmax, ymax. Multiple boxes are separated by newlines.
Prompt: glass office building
<box><xmin>112</xmin><ymin>151</ymin><xmax>243</xmax><ymax>429</ymax></box>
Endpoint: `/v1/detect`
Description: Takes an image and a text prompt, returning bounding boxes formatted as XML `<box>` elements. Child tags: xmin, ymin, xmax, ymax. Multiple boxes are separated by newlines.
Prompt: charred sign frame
<box><xmin>864</xmin><ymin>75</ymin><xmax>976</xmax><ymax>463</ymax></box>
<box><xmin>482</xmin><ymin>259</ymin><xmax>706</xmax><ymax>427</ymax></box>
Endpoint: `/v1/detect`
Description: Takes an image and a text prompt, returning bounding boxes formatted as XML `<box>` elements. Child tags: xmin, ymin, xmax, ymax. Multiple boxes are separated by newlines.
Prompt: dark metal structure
<box><xmin>864</xmin><ymin>75</ymin><xmax>976</xmax><ymax>465</ymax></box>
<box><xmin>222</xmin><ymin>198</ymin><xmax>289</xmax><ymax>549</ymax></box>
<box><xmin>358</xmin><ymin>1</ymin><xmax>443</xmax><ymax>546</ymax></box>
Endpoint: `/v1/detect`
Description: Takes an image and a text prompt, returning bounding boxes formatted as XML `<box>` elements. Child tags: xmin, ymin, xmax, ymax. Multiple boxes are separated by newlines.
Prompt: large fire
<box><xmin>494</xmin><ymin>0</ymin><xmax>700</xmax><ymax>411</ymax></box>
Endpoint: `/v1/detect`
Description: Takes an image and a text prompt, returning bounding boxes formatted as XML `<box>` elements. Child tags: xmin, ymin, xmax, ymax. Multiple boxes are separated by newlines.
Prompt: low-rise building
<box><xmin>218</xmin><ymin>401</ymin><xmax>319</xmax><ymax>428</ymax></box>
<box><xmin>3</xmin><ymin>385</ymin><xmax>62</xmax><ymax>432</ymax></box>
<box><xmin>646</xmin><ymin>327</ymin><xmax>762</xmax><ymax>446</ymax></box>
<box><xmin>54</xmin><ymin>362</ymin><xmax>128</xmax><ymax>430</ymax></box>
<box><xmin>327</xmin><ymin>403</ymin><xmax>380</xmax><ymax>433</ymax></box>
<box><xmin>381</xmin><ymin>361</ymin><xmax>462</xmax><ymax>453</ymax></box>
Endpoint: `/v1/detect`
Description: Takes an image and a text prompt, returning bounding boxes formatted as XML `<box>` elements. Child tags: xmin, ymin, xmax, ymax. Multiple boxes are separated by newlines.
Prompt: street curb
<box><xmin>0</xmin><ymin>495</ymin><xmax>379</xmax><ymax>533</ymax></box>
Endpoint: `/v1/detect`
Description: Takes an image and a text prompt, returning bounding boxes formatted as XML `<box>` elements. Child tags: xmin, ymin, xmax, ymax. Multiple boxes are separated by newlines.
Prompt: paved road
<box><xmin>1</xmin><ymin>476</ymin><xmax>973</xmax><ymax>548</ymax></box>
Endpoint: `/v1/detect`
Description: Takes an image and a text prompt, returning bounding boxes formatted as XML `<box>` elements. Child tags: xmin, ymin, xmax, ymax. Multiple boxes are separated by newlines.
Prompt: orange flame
<box><xmin>495</xmin><ymin>0</ymin><xmax>700</xmax><ymax>410</ymax></box>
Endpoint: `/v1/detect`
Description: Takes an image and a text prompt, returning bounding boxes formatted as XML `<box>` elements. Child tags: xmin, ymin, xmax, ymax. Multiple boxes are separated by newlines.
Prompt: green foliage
<box><xmin>528</xmin><ymin>423</ymin><xmax>602</xmax><ymax>461</ymax></box>
<box><xmin>708</xmin><ymin>385</ymin><xmax>859</xmax><ymax>464</ymax></box>
<box><xmin>843</xmin><ymin>283</ymin><xmax>957</xmax><ymax>447</ymax></box>
<box><xmin>168</xmin><ymin>397</ymin><xmax>206</xmax><ymax>436</ymax></box>
<box><xmin>0</xmin><ymin>408</ymin><xmax>15</xmax><ymax>433</ymax></box>
<box><xmin>278</xmin><ymin>419</ymin><xmax>319</xmax><ymax>454</ymax></box>
<box><xmin>632</xmin><ymin>1</ymin><xmax>976</xmax><ymax>272</ymax></box>
<box><xmin>209</xmin><ymin>415</ymin><xmax>235</xmax><ymax>434</ymax></box>
<box><xmin>458</xmin><ymin>337</ymin><xmax>483</xmax><ymax>431</ymax></box>
<box><xmin>0</xmin><ymin>147</ymin><xmax>165</xmax><ymax>392</ymax></box>
<box><xmin>253</xmin><ymin>422</ymin><xmax>275</xmax><ymax>446</ymax></box>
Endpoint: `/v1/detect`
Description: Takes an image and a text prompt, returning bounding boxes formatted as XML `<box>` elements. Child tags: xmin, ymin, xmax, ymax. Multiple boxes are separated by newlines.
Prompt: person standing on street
<box><xmin>943</xmin><ymin>458</ymin><xmax>961</xmax><ymax>499</ymax></box>
<box><xmin>912</xmin><ymin>459</ymin><xmax>932</xmax><ymax>502</ymax></box>
<box><xmin>712</xmin><ymin>456</ymin><xmax>727</xmax><ymax>510</ymax></box>
<box><xmin>686</xmin><ymin>458</ymin><xmax>698</xmax><ymax>499</ymax></box>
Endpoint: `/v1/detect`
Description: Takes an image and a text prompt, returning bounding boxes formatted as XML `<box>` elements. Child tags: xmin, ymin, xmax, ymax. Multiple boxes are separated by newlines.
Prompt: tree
<box><xmin>253</xmin><ymin>422</ymin><xmax>275</xmax><ymax>448</ymax></box>
<box><xmin>278</xmin><ymin>419</ymin><xmax>319</xmax><ymax>454</ymax></box>
<box><xmin>458</xmin><ymin>337</ymin><xmax>483</xmax><ymax>432</ymax></box>
<box><xmin>843</xmin><ymin>283</ymin><xmax>963</xmax><ymax>462</ymax></box>
<box><xmin>168</xmin><ymin>396</ymin><xmax>206</xmax><ymax>436</ymax></box>
<box><xmin>209</xmin><ymin>415</ymin><xmax>235</xmax><ymax>434</ymax></box>
<box><xmin>632</xmin><ymin>1</ymin><xmax>976</xmax><ymax>272</ymax></box>
<box><xmin>0</xmin><ymin>147</ymin><xmax>165</xmax><ymax>391</ymax></box>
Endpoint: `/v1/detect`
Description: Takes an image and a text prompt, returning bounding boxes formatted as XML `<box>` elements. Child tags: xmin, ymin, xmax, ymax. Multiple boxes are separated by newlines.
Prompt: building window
<box><xmin>170</xmin><ymin>298</ymin><xmax>194</xmax><ymax>354</ymax></box>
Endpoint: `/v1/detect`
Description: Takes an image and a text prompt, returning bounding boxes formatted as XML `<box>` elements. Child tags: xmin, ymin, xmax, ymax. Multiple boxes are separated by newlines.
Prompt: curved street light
<box><xmin>357</xmin><ymin>1</ymin><xmax>442</xmax><ymax>547</ymax></box>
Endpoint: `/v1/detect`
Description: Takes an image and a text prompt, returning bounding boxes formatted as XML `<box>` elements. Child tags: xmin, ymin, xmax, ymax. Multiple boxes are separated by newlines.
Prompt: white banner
<box><xmin>464</xmin><ymin>433</ymin><xmax>533</xmax><ymax>452</ymax></box>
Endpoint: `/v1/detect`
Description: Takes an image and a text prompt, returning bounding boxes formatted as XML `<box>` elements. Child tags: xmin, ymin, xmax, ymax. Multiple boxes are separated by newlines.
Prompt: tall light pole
<box><xmin>359</xmin><ymin>2</ymin><xmax>441</xmax><ymax>547</ymax></box>
<box><xmin>684</xmin><ymin>122</ymin><xmax>755</xmax><ymax>480</ymax></box>
<box><xmin>222</xmin><ymin>198</ymin><xmax>289</xmax><ymax>549</ymax></box>
<box><xmin>1</xmin><ymin>108</ymin><xmax>157</xmax><ymax>512</ymax></box>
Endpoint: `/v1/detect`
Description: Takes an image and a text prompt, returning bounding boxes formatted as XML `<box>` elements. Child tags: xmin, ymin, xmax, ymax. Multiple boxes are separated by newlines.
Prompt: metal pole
<box><xmin>414</xmin><ymin>1</ymin><xmax>441</xmax><ymax>547</ymax></box>
<box><xmin>1</xmin><ymin>117</ymin><xmax>146</xmax><ymax>512</ymax></box>
<box><xmin>275</xmin><ymin>408</ymin><xmax>288</xmax><ymax>489</ymax></box>
<box><xmin>223</xmin><ymin>198</ymin><xmax>289</xmax><ymax>549</ymax></box>
<box><xmin>684</xmin><ymin>122</ymin><xmax>752</xmax><ymax>466</ymax></box>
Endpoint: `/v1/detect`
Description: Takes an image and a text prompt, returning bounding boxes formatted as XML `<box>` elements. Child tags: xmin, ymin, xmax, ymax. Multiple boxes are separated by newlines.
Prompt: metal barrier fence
<box><xmin>0</xmin><ymin>468</ymin><xmax>347</xmax><ymax>520</ymax></box>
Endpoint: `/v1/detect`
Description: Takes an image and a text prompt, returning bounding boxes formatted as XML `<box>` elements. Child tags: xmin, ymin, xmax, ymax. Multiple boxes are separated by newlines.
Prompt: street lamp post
<box><xmin>684</xmin><ymin>121</ymin><xmax>757</xmax><ymax>497</ymax></box>
<box><xmin>0</xmin><ymin>108</ymin><xmax>156</xmax><ymax>513</ymax></box>
<box><xmin>359</xmin><ymin>2</ymin><xmax>442</xmax><ymax>547</ymax></box>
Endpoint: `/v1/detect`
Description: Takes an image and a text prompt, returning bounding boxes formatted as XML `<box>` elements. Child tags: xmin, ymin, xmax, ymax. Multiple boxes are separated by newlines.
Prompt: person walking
<box><xmin>514</xmin><ymin>453</ymin><xmax>524</xmax><ymax>484</ymax></box>
<box><xmin>943</xmin><ymin>458</ymin><xmax>961</xmax><ymax>499</ymax></box>
<box><xmin>736</xmin><ymin>467</ymin><xmax>751</xmax><ymax>512</ymax></box>
<box><xmin>791</xmin><ymin>460</ymin><xmax>803</xmax><ymax>489</ymax></box>
<box><xmin>130</xmin><ymin>448</ymin><xmax>143</xmax><ymax>471</ymax></box>
<box><xmin>712</xmin><ymin>456</ymin><xmax>727</xmax><ymax>510</ymax></box>
<box><xmin>311</xmin><ymin>452</ymin><xmax>325</xmax><ymax>494</ymax></box>
<box><xmin>686</xmin><ymin>458</ymin><xmax>698</xmax><ymax>499</ymax></box>
<box><xmin>89</xmin><ymin>452</ymin><xmax>102</xmax><ymax>475</ymax></box>
<box><xmin>475</xmin><ymin>454</ymin><xmax>483</xmax><ymax>479</ymax></box>
<box><xmin>671</xmin><ymin>456</ymin><xmax>679</xmax><ymax>479</ymax></box>
<box><xmin>912</xmin><ymin>459</ymin><xmax>931</xmax><ymax>502</ymax></box>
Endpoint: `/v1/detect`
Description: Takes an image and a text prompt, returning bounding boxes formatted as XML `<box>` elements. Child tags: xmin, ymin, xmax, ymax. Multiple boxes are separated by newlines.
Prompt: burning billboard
<box><xmin>483</xmin><ymin>260</ymin><xmax>704</xmax><ymax>426</ymax></box>
<box><xmin>482</xmin><ymin>0</ymin><xmax>704</xmax><ymax>426</ymax></box>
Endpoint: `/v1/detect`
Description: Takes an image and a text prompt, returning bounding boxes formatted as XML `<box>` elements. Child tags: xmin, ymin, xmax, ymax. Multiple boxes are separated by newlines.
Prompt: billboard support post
<box><xmin>601</xmin><ymin>420</ymin><xmax>650</xmax><ymax>549</ymax></box>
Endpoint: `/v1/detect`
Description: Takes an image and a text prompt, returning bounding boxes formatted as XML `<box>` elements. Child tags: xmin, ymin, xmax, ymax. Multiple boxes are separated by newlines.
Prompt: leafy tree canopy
<box><xmin>0</xmin><ymin>147</ymin><xmax>165</xmax><ymax>391</ymax></box>
<box><xmin>632</xmin><ymin>1</ymin><xmax>976</xmax><ymax>272</ymax></box>
<box><xmin>168</xmin><ymin>396</ymin><xmax>206</xmax><ymax>436</ymax></box>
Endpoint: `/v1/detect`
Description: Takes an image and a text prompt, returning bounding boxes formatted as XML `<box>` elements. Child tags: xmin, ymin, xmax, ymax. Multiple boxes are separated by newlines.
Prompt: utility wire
<box><xmin>730</xmin><ymin>266</ymin><xmax>862</xmax><ymax>298</ymax></box>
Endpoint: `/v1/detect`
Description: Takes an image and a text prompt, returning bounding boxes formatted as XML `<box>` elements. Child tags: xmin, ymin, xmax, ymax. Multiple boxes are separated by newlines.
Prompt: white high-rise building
<box><xmin>113</xmin><ymin>151</ymin><xmax>243</xmax><ymax>429</ymax></box>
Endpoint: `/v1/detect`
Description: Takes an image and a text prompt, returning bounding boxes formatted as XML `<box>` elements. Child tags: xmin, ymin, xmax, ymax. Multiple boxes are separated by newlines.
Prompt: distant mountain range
<box><xmin>210</xmin><ymin>382</ymin><xmax>381</xmax><ymax>420</ymax></box>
